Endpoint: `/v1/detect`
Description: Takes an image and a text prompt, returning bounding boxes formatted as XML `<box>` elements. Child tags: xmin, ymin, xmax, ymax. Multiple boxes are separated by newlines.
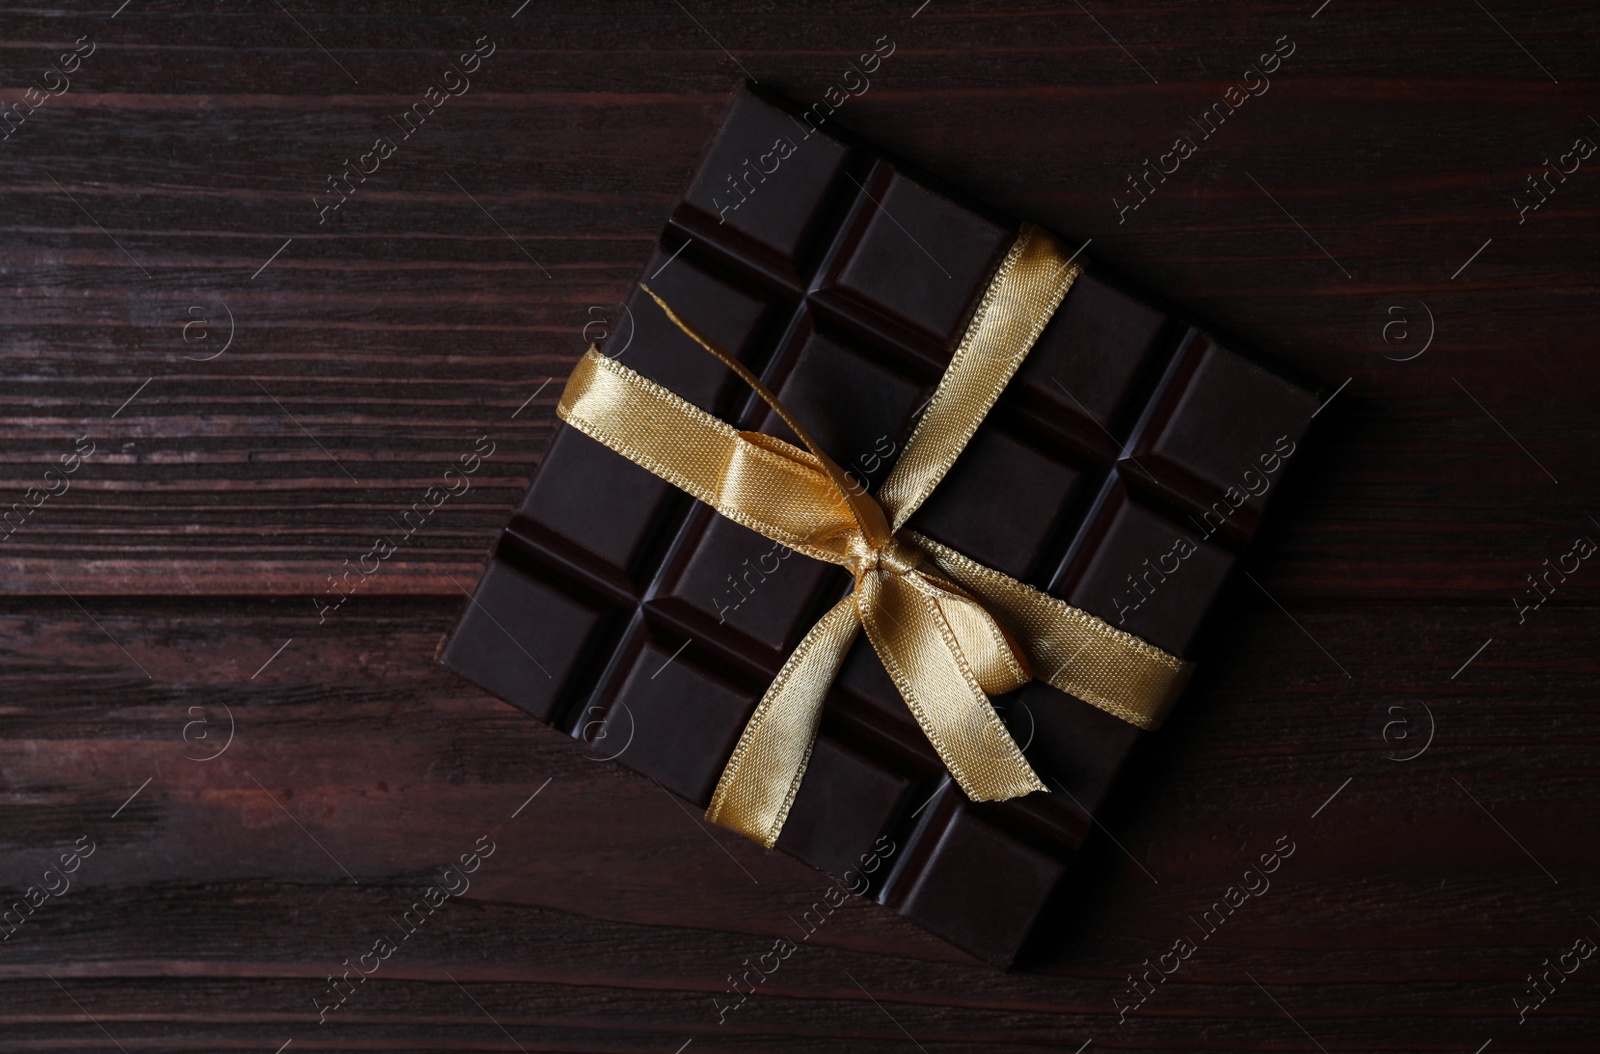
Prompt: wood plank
<box><xmin>1</xmin><ymin>602</ymin><xmax>1595</xmax><ymax>1049</ymax></box>
<box><xmin>1</xmin><ymin>4</ymin><xmax>1597</xmax><ymax>598</ymax></box>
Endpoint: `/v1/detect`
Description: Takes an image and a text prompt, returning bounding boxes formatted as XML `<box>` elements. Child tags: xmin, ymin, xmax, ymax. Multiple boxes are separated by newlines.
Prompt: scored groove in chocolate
<box><xmin>440</xmin><ymin>83</ymin><xmax>1324</xmax><ymax>967</ymax></box>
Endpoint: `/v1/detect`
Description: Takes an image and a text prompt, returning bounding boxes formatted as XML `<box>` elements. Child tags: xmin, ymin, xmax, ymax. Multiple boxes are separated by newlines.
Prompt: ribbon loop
<box><xmin>904</xmin><ymin>572</ymin><xmax>1031</xmax><ymax>695</ymax></box>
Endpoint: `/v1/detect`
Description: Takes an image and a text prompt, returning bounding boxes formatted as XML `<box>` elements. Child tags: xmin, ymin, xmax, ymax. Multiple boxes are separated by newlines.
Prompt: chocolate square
<box><xmin>613</xmin><ymin>248</ymin><xmax>774</xmax><ymax>415</ymax></box>
<box><xmin>1014</xmin><ymin>270</ymin><xmax>1173</xmax><ymax>437</ymax></box>
<box><xmin>823</xmin><ymin>166</ymin><xmax>1013</xmax><ymax>348</ymax></box>
<box><xmin>659</xmin><ymin>512</ymin><xmax>839</xmax><ymax>658</ymax></box>
<box><xmin>441</xmin><ymin>84</ymin><xmax>1323</xmax><ymax>966</ymax></box>
<box><xmin>438</xmin><ymin>561</ymin><xmax>608</xmax><ymax>723</ymax></box>
<box><xmin>517</xmin><ymin>428</ymin><xmax>675</xmax><ymax>576</ymax></box>
<box><xmin>909</xmin><ymin>426</ymin><xmax>1086</xmax><ymax>583</ymax></box>
<box><xmin>760</xmin><ymin>322</ymin><xmax>929</xmax><ymax>472</ymax></box>
<box><xmin>889</xmin><ymin>790</ymin><xmax>1069</xmax><ymax>965</ymax></box>
<box><xmin>597</xmin><ymin>632</ymin><xmax>758</xmax><ymax>806</ymax></box>
<box><xmin>1052</xmin><ymin>478</ymin><xmax>1238</xmax><ymax>658</ymax></box>
<box><xmin>776</xmin><ymin>735</ymin><xmax>913</xmax><ymax>884</ymax></box>
<box><xmin>681</xmin><ymin>91</ymin><xmax>852</xmax><ymax>277</ymax></box>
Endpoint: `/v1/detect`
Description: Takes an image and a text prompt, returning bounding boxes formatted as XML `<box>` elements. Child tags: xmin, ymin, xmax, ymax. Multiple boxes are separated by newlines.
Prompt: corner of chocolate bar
<box><xmin>889</xmin><ymin>793</ymin><xmax>1072</xmax><ymax>969</ymax></box>
<box><xmin>438</xmin><ymin>559</ymin><xmax>613</xmax><ymax>725</ymax></box>
<box><xmin>675</xmin><ymin>81</ymin><xmax>856</xmax><ymax>282</ymax></box>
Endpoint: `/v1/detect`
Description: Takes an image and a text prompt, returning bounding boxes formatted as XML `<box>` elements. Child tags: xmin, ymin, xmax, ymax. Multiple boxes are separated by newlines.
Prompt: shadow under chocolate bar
<box><xmin>439</xmin><ymin>83</ymin><xmax>1325</xmax><ymax>967</ymax></box>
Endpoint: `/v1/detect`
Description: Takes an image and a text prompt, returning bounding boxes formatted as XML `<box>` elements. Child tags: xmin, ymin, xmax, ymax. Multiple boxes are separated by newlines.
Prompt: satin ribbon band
<box><xmin>558</xmin><ymin>348</ymin><xmax>864</xmax><ymax>570</ymax></box>
<box><xmin>555</xmin><ymin>223</ymin><xmax>1194</xmax><ymax>847</ymax></box>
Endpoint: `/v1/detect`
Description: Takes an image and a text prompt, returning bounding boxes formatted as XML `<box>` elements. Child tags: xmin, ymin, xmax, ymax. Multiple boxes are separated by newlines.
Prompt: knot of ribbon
<box><xmin>557</xmin><ymin>223</ymin><xmax>1193</xmax><ymax>847</ymax></box>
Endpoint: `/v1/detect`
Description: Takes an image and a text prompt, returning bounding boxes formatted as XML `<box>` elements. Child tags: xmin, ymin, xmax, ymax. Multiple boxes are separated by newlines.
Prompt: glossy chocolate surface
<box><xmin>440</xmin><ymin>84</ymin><xmax>1322</xmax><ymax>967</ymax></box>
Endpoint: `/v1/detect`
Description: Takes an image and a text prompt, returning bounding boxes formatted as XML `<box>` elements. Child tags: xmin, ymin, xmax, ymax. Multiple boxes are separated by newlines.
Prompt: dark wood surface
<box><xmin>2</xmin><ymin>2</ymin><xmax>1598</xmax><ymax>1051</ymax></box>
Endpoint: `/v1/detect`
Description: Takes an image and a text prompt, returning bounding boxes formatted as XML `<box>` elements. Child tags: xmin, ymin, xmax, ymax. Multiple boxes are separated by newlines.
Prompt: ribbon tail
<box><xmin>857</xmin><ymin>571</ymin><xmax>1047</xmax><ymax>803</ymax></box>
<box><xmin>705</xmin><ymin>595</ymin><xmax>861</xmax><ymax>847</ymax></box>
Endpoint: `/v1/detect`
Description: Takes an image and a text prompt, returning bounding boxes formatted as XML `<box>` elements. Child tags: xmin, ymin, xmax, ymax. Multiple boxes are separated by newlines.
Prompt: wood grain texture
<box><xmin>1</xmin><ymin>1</ymin><xmax>1597</xmax><ymax>1050</ymax></box>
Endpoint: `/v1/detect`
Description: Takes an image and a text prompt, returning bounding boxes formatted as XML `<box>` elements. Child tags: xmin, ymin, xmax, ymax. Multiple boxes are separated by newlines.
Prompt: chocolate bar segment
<box><xmin>592</xmin><ymin>626</ymin><xmax>759</xmax><ymax>806</ymax></box>
<box><xmin>613</xmin><ymin>248</ymin><xmax>775</xmax><ymax>415</ymax></box>
<box><xmin>776</xmin><ymin>734</ymin><xmax>913</xmax><ymax>886</ymax></box>
<box><xmin>681</xmin><ymin>91</ymin><xmax>853</xmax><ymax>279</ymax></box>
<box><xmin>1051</xmin><ymin>477</ymin><xmax>1238</xmax><ymax>658</ymax></box>
<box><xmin>1130</xmin><ymin>331</ymin><xmax>1322</xmax><ymax>541</ymax></box>
<box><xmin>442</xmin><ymin>83</ymin><xmax>1322</xmax><ymax>966</ymax></box>
<box><xmin>1013</xmin><ymin>270</ymin><xmax>1174</xmax><ymax>444</ymax></box>
<box><xmin>517</xmin><ymin>429</ymin><xmax>677</xmax><ymax>578</ymax></box>
<box><xmin>759</xmin><ymin>319</ymin><xmax>931</xmax><ymax>475</ymax></box>
<box><xmin>909</xmin><ymin>424</ymin><xmax>1087</xmax><ymax>584</ymax></box>
<box><xmin>820</xmin><ymin>165</ymin><xmax>1014</xmax><ymax>351</ymax></box>
<box><xmin>886</xmin><ymin>784</ymin><xmax>1070</xmax><ymax>966</ymax></box>
<box><xmin>657</xmin><ymin>510</ymin><xmax>843</xmax><ymax>661</ymax></box>
<box><xmin>438</xmin><ymin>561</ymin><xmax>609</xmax><ymax>723</ymax></box>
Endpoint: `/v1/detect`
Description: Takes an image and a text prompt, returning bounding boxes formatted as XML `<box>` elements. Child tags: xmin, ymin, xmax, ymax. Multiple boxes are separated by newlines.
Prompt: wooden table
<box><xmin>3</xmin><ymin>2</ymin><xmax>1596</xmax><ymax>1050</ymax></box>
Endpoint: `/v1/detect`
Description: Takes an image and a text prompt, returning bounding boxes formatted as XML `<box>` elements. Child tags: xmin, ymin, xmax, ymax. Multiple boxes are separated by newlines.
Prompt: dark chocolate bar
<box><xmin>441</xmin><ymin>85</ymin><xmax>1323</xmax><ymax>967</ymax></box>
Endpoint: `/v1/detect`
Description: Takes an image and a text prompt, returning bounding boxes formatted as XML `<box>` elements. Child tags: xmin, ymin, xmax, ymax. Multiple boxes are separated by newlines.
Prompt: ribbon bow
<box><xmin>558</xmin><ymin>224</ymin><xmax>1192</xmax><ymax>847</ymax></box>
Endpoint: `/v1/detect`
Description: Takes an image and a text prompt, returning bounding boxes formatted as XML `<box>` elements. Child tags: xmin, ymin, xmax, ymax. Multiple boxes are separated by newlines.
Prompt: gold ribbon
<box><xmin>557</xmin><ymin>224</ymin><xmax>1192</xmax><ymax>847</ymax></box>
